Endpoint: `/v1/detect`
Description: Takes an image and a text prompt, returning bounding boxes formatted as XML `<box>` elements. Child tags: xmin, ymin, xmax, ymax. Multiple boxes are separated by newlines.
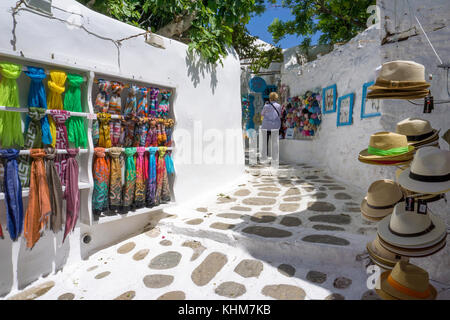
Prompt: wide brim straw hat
<box><xmin>369</xmin><ymin>61</ymin><xmax>430</xmax><ymax>91</ymax></box>
<box><xmin>359</xmin><ymin>132</ymin><xmax>416</xmax><ymax>161</ymax></box>
<box><xmin>375</xmin><ymin>262</ymin><xmax>437</xmax><ymax>300</ymax></box>
<box><xmin>396</xmin><ymin>118</ymin><xmax>440</xmax><ymax>147</ymax></box>
<box><xmin>377</xmin><ymin>203</ymin><xmax>446</xmax><ymax>248</ymax></box>
<box><xmin>367</xmin><ymin>236</ymin><xmax>409</xmax><ymax>267</ymax></box>
<box><xmin>378</xmin><ymin>234</ymin><xmax>447</xmax><ymax>257</ymax></box>
<box><xmin>398</xmin><ymin>147</ymin><xmax>450</xmax><ymax>194</ymax></box>
<box><xmin>361</xmin><ymin>180</ymin><xmax>404</xmax><ymax>220</ymax></box>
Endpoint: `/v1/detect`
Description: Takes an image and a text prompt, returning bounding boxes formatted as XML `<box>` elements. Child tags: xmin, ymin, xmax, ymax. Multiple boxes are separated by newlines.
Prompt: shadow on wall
<box><xmin>185</xmin><ymin>51</ymin><xmax>218</xmax><ymax>93</ymax></box>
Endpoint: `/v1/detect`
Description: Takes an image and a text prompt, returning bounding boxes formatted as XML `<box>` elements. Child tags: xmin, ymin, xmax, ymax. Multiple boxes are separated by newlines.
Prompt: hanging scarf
<box><xmin>24</xmin><ymin>67</ymin><xmax>52</xmax><ymax>146</ymax></box>
<box><xmin>157</xmin><ymin>123</ymin><xmax>168</xmax><ymax>146</ymax></box>
<box><xmin>123</xmin><ymin>147</ymin><xmax>136</xmax><ymax>213</ymax></box>
<box><xmin>146</xmin><ymin>147</ymin><xmax>158</xmax><ymax>207</ymax></box>
<box><xmin>108</xmin><ymin>147</ymin><xmax>123</xmax><ymax>212</ymax></box>
<box><xmin>134</xmin><ymin>117</ymin><xmax>148</xmax><ymax>147</ymax></box>
<box><xmin>64</xmin><ymin>74</ymin><xmax>87</xmax><ymax>148</ymax></box>
<box><xmin>158</xmin><ymin>90</ymin><xmax>171</xmax><ymax>118</ymax></box>
<box><xmin>0</xmin><ymin>63</ymin><xmax>23</xmax><ymax>148</ymax></box>
<box><xmin>49</xmin><ymin>110</ymin><xmax>70</xmax><ymax>185</ymax></box>
<box><xmin>97</xmin><ymin>113</ymin><xmax>112</xmax><ymax>148</ymax></box>
<box><xmin>145</xmin><ymin>120</ymin><xmax>155</xmax><ymax>147</ymax></box>
<box><xmin>0</xmin><ymin>149</ymin><xmax>23</xmax><ymax>241</ymax></box>
<box><xmin>165</xmin><ymin>119</ymin><xmax>175</xmax><ymax>147</ymax></box>
<box><xmin>92</xmin><ymin>147</ymin><xmax>109</xmax><ymax>215</ymax></box>
<box><xmin>108</xmin><ymin>82</ymin><xmax>124</xmax><ymax>146</ymax></box>
<box><xmin>18</xmin><ymin>107</ymin><xmax>47</xmax><ymax>187</ymax></box>
<box><xmin>155</xmin><ymin>147</ymin><xmax>171</xmax><ymax>205</ymax></box>
<box><xmin>47</xmin><ymin>71</ymin><xmax>67</xmax><ymax>147</ymax></box>
<box><xmin>24</xmin><ymin>149</ymin><xmax>51</xmax><ymax>249</ymax></box>
<box><xmin>134</xmin><ymin>147</ymin><xmax>147</xmax><ymax>209</ymax></box>
<box><xmin>124</xmin><ymin>85</ymin><xmax>138</xmax><ymax>116</ymax></box>
<box><xmin>44</xmin><ymin>147</ymin><xmax>63</xmax><ymax>233</ymax></box>
<box><xmin>156</xmin><ymin>123</ymin><xmax>164</xmax><ymax>146</ymax></box>
<box><xmin>165</xmin><ymin>150</ymin><xmax>175</xmax><ymax>175</ymax></box>
<box><xmin>93</xmin><ymin>80</ymin><xmax>111</xmax><ymax>146</ymax></box>
<box><xmin>149</xmin><ymin>87</ymin><xmax>160</xmax><ymax>118</ymax></box>
<box><xmin>121</xmin><ymin>115</ymin><xmax>137</xmax><ymax>147</ymax></box>
<box><xmin>136</xmin><ymin>87</ymin><xmax>149</xmax><ymax>117</ymax></box>
<box><xmin>63</xmin><ymin>148</ymin><xmax>80</xmax><ymax>243</ymax></box>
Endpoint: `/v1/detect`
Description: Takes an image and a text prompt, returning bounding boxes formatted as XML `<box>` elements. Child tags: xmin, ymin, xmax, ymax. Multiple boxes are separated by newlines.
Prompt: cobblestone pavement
<box><xmin>3</xmin><ymin>163</ymin><xmax>449</xmax><ymax>300</ymax></box>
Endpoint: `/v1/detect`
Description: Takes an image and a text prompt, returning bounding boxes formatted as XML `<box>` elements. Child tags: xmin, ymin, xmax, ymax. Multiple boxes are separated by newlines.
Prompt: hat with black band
<box><xmin>361</xmin><ymin>180</ymin><xmax>404</xmax><ymax>221</ymax></box>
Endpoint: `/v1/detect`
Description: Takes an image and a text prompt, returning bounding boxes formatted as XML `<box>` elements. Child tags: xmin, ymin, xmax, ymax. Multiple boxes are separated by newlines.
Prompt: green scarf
<box><xmin>64</xmin><ymin>74</ymin><xmax>87</xmax><ymax>148</ymax></box>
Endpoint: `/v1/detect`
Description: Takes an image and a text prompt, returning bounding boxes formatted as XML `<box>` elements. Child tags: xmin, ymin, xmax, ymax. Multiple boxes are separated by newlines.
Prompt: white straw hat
<box><xmin>398</xmin><ymin>147</ymin><xmax>450</xmax><ymax>194</ymax></box>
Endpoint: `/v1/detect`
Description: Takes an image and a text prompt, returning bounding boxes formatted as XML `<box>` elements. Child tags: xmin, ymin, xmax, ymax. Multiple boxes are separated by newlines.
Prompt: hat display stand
<box><xmin>357</xmin><ymin>119</ymin><xmax>449</xmax><ymax>300</ymax></box>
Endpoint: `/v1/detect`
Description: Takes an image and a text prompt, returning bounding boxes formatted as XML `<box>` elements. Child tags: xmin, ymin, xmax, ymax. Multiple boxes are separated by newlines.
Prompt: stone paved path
<box><xmin>3</xmin><ymin>163</ymin><xmax>449</xmax><ymax>300</ymax></box>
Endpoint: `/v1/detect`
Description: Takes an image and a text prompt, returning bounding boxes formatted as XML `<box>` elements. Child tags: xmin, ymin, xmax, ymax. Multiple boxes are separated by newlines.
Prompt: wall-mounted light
<box><xmin>145</xmin><ymin>29</ymin><xmax>166</xmax><ymax>49</ymax></box>
<box><xmin>25</xmin><ymin>0</ymin><xmax>52</xmax><ymax>15</ymax></box>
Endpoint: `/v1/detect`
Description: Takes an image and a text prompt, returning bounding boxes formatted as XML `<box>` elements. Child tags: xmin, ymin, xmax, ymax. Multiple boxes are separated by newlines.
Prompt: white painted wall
<box><xmin>0</xmin><ymin>0</ymin><xmax>244</xmax><ymax>295</ymax></box>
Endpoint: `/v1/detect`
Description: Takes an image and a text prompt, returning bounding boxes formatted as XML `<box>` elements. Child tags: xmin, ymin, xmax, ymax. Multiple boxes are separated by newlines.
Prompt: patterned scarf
<box><xmin>122</xmin><ymin>147</ymin><xmax>136</xmax><ymax>213</ymax></box>
<box><xmin>165</xmin><ymin>119</ymin><xmax>175</xmax><ymax>147</ymax></box>
<box><xmin>93</xmin><ymin>80</ymin><xmax>111</xmax><ymax>146</ymax></box>
<box><xmin>124</xmin><ymin>85</ymin><xmax>138</xmax><ymax>116</ymax></box>
<box><xmin>145</xmin><ymin>121</ymin><xmax>155</xmax><ymax>147</ymax></box>
<box><xmin>136</xmin><ymin>87</ymin><xmax>149</xmax><ymax>117</ymax></box>
<box><xmin>134</xmin><ymin>117</ymin><xmax>148</xmax><ymax>147</ymax></box>
<box><xmin>121</xmin><ymin>115</ymin><xmax>137</xmax><ymax>147</ymax></box>
<box><xmin>18</xmin><ymin>107</ymin><xmax>47</xmax><ymax>187</ymax></box>
<box><xmin>134</xmin><ymin>147</ymin><xmax>147</xmax><ymax>209</ymax></box>
<box><xmin>49</xmin><ymin>110</ymin><xmax>70</xmax><ymax>185</ymax></box>
<box><xmin>146</xmin><ymin>147</ymin><xmax>158</xmax><ymax>207</ymax></box>
<box><xmin>63</xmin><ymin>148</ymin><xmax>80</xmax><ymax>243</ymax></box>
<box><xmin>24</xmin><ymin>149</ymin><xmax>51</xmax><ymax>249</ymax></box>
<box><xmin>165</xmin><ymin>150</ymin><xmax>175</xmax><ymax>175</ymax></box>
<box><xmin>44</xmin><ymin>147</ymin><xmax>63</xmax><ymax>233</ymax></box>
<box><xmin>47</xmin><ymin>71</ymin><xmax>67</xmax><ymax>147</ymax></box>
<box><xmin>0</xmin><ymin>149</ymin><xmax>23</xmax><ymax>241</ymax></box>
<box><xmin>0</xmin><ymin>62</ymin><xmax>23</xmax><ymax>148</ymax></box>
<box><xmin>92</xmin><ymin>147</ymin><xmax>109</xmax><ymax>215</ymax></box>
<box><xmin>108</xmin><ymin>147</ymin><xmax>123</xmax><ymax>213</ymax></box>
<box><xmin>65</xmin><ymin>74</ymin><xmax>87</xmax><ymax>148</ymax></box>
<box><xmin>149</xmin><ymin>87</ymin><xmax>159</xmax><ymax>118</ymax></box>
<box><xmin>155</xmin><ymin>147</ymin><xmax>171</xmax><ymax>205</ymax></box>
<box><xmin>97</xmin><ymin>113</ymin><xmax>112</xmax><ymax>148</ymax></box>
<box><xmin>158</xmin><ymin>90</ymin><xmax>171</xmax><ymax>118</ymax></box>
<box><xmin>108</xmin><ymin>82</ymin><xmax>124</xmax><ymax>146</ymax></box>
<box><xmin>24</xmin><ymin>67</ymin><xmax>52</xmax><ymax>146</ymax></box>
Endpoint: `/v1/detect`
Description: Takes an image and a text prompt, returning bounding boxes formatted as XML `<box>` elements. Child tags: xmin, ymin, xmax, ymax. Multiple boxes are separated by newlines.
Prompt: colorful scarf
<box><xmin>63</xmin><ymin>148</ymin><xmax>80</xmax><ymax>243</ymax></box>
<box><xmin>93</xmin><ymin>80</ymin><xmax>111</xmax><ymax>146</ymax></box>
<box><xmin>47</xmin><ymin>71</ymin><xmax>67</xmax><ymax>147</ymax></box>
<box><xmin>155</xmin><ymin>147</ymin><xmax>171</xmax><ymax>205</ymax></box>
<box><xmin>124</xmin><ymin>85</ymin><xmax>138</xmax><ymax>116</ymax></box>
<box><xmin>0</xmin><ymin>62</ymin><xmax>23</xmax><ymax>148</ymax></box>
<box><xmin>123</xmin><ymin>147</ymin><xmax>136</xmax><ymax>213</ymax></box>
<box><xmin>0</xmin><ymin>149</ymin><xmax>23</xmax><ymax>241</ymax></box>
<box><xmin>44</xmin><ymin>147</ymin><xmax>63</xmax><ymax>233</ymax></box>
<box><xmin>134</xmin><ymin>117</ymin><xmax>148</xmax><ymax>147</ymax></box>
<box><xmin>64</xmin><ymin>74</ymin><xmax>87</xmax><ymax>148</ymax></box>
<box><xmin>149</xmin><ymin>87</ymin><xmax>159</xmax><ymax>118</ymax></box>
<box><xmin>49</xmin><ymin>110</ymin><xmax>70</xmax><ymax>185</ymax></box>
<box><xmin>108</xmin><ymin>82</ymin><xmax>124</xmax><ymax>146</ymax></box>
<box><xmin>134</xmin><ymin>147</ymin><xmax>147</xmax><ymax>209</ymax></box>
<box><xmin>108</xmin><ymin>147</ymin><xmax>123</xmax><ymax>213</ymax></box>
<box><xmin>24</xmin><ymin>149</ymin><xmax>51</xmax><ymax>249</ymax></box>
<box><xmin>121</xmin><ymin>115</ymin><xmax>137</xmax><ymax>147</ymax></box>
<box><xmin>165</xmin><ymin>150</ymin><xmax>175</xmax><ymax>175</ymax></box>
<box><xmin>165</xmin><ymin>119</ymin><xmax>175</xmax><ymax>147</ymax></box>
<box><xmin>158</xmin><ymin>90</ymin><xmax>171</xmax><ymax>118</ymax></box>
<box><xmin>146</xmin><ymin>147</ymin><xmax>158</xmax><ymax>207</ymax></box>
<box><xmin>92</xmin><ymin>147</ymin><xmax>109</xmax><ymax>215</ymax></box>
<box><xmin>97</xmin><ymin>113</ymin><xmax>112</xmax><ymax>148</ymax></box>
<box><xmin>18</xmin><ymin>107</ymin><xmax>47</xmax><ymax>187</ymax></box>
<box><xmin>136</xmin><ymin>87</ymin><xmax>149</xmax><ymax>117</ymax></box>
<box><xmin>24</xmin><ymin>67</ymin><xmax>52</xmax><ymax>146</ymax></box>
<box><xmin>157</xmin><ymin>123</ymin><xmax>167</xmax><ymax>146</ymax></box>
<box><xmin>145</xmin><ymin>121</ymin><xmax>155</xmax><ymax>147</ymax></box>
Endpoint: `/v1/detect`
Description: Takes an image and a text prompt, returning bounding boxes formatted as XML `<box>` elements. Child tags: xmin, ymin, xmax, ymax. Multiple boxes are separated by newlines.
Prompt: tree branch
<box><xmin>155</xmin><ymin>12</ymin><xmax>197</xmax><ymax>38</ymax></box>
<box><xmin>315</xmin><ymin>0</ymin><xmax>367</xmax><ymax>29</ymax></box>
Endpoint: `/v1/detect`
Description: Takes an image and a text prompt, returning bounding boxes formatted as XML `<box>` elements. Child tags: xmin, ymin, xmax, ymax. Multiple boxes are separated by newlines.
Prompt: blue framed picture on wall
<box><xmin>337</xmin><ymin>93</ymin><xmax>355</xmax><ymax>127</ymax></box>
<box><xmin>322</xmin><ymin>84</ymin><xmax>337</xmax><ymax>114</ymax></box>
<box><xmin>361</xmin><ymin>81</ymin><xmax>381</xmax><ymax>119</ymax></box>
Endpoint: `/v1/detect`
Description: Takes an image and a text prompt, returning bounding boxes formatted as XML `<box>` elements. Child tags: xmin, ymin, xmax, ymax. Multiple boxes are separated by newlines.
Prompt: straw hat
<box><xmin>369</xmin><ymin>61</ymin><xmax>430</xmax><ymax>91</ymax></box>
<box><xmin>375</xmin><ymin>261</ymin><xmax>437</xmax><ymax>300</ymax></box>
<box><xmin>367</xmin><ymin>235</ymin><xmax>409</xmax><ymax>269</ymax></box>
<box><xmin>378</xmin><ymin>233</ymin><xmax>447</xmax><ymax>257</ymax></box>
<box><xmin>359</xmin><ymin>132</ymin><xmax>415</xmax><ymax>161</ymax></box>
<box><xmin>377</xmin><ymin>202</ymin><xmax>446</xmax><ymax>247</ymax></box>
<box><xmin>359</xmin><ymin>157</ymin><xmax>412</xmax><ymax>166</ymax></box>
<box><xmin>398</xmin><ymin>147</ymin><xmax>450</xmax><ymax>194</ymax></box>
<box><xmin>361</xmin><ymin>180</ymin><xmax>404</xmax><ymax>221</ymax></box>
<box><xmin>396</xmin><ymin>118</ymin><xmax>439</xmax><ymax>147</ymax></box>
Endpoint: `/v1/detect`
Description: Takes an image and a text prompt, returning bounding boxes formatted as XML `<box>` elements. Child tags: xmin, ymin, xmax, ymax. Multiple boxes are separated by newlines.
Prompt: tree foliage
<box><xmin>77</xmin><ymin>0</ymin><xmax>281</xmax><ymax>71</ymax></box>
<box><xmin>268</xmin><ymin>0</ymin><xmax>376</xmax><ymax>46</ymax></box>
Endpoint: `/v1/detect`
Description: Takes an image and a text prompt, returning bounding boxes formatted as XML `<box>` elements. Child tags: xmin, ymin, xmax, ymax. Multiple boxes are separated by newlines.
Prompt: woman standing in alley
<box><xmin>261</xmin><ymin>92</ymin><xmax>281</xmax><ymax>158</ymax></box>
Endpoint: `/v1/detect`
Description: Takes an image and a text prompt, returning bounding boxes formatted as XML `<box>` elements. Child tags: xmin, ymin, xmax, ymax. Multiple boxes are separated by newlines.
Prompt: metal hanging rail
<box><xmin>0</xmin><ymin>106</ymin><xmax>121</xmax><ymax>120</ymax></box>
<box><xmin>18</xmin><ymin>149</ymin><xmax>89</xmax><ymax>155</ymax></box>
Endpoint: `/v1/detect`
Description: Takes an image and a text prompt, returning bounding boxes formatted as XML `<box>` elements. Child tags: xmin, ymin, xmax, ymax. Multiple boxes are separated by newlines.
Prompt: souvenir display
<box><xmin>280</xmin><ymin>91</ymin><xmax>322</xmax><ymax>139</ymax></box>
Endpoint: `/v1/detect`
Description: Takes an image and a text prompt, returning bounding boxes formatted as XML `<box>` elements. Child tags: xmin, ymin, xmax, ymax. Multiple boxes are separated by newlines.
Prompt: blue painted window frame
<box><xmin>361</xmin><ymin>81</ymin><xmax>381</xmax><ymax>119</ymax></box>
<box><xmin>337</xmin><ymin>93</ymin><xmax>355</xmax><ymax>127</ymax></box>
<box><xmin>322</xmin><ymin>84</ymin><xmax>337</xmax><ymax>114</ymax></box>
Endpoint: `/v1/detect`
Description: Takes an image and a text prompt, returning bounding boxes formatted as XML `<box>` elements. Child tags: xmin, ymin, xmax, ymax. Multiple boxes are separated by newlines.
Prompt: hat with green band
<box><xmin>359</xmin><ymin>132</ymin><xmax>416</xmax><ymax>161</ymax></box>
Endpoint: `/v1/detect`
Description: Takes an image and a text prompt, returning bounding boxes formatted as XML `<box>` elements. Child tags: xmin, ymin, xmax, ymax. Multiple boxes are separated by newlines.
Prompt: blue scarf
<box><xmin>0</xmin><ymin>149</ymin><xmax>23</xmax><ymax>241</ymax></box>
<box><xmin>165</xmin><ymin>151</ymin><xmax>175</xmax><ymax>175</ymax></box>
<box><xmin>24</xmin><ymin>67</ymin><xmax>52</xmax><ymax>145</ymax></box>
<box><xmin>146</xmin><ymin>147</ymin><xmax>158</xmax><ymax>206</ymax></box>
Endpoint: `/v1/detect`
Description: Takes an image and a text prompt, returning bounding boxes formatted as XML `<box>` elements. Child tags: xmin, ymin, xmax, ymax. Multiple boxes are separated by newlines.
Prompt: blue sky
<box><xmin>247</xmin><ymin>1</ymin><xmax>321</xmax><ymax>49</ymax></box>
